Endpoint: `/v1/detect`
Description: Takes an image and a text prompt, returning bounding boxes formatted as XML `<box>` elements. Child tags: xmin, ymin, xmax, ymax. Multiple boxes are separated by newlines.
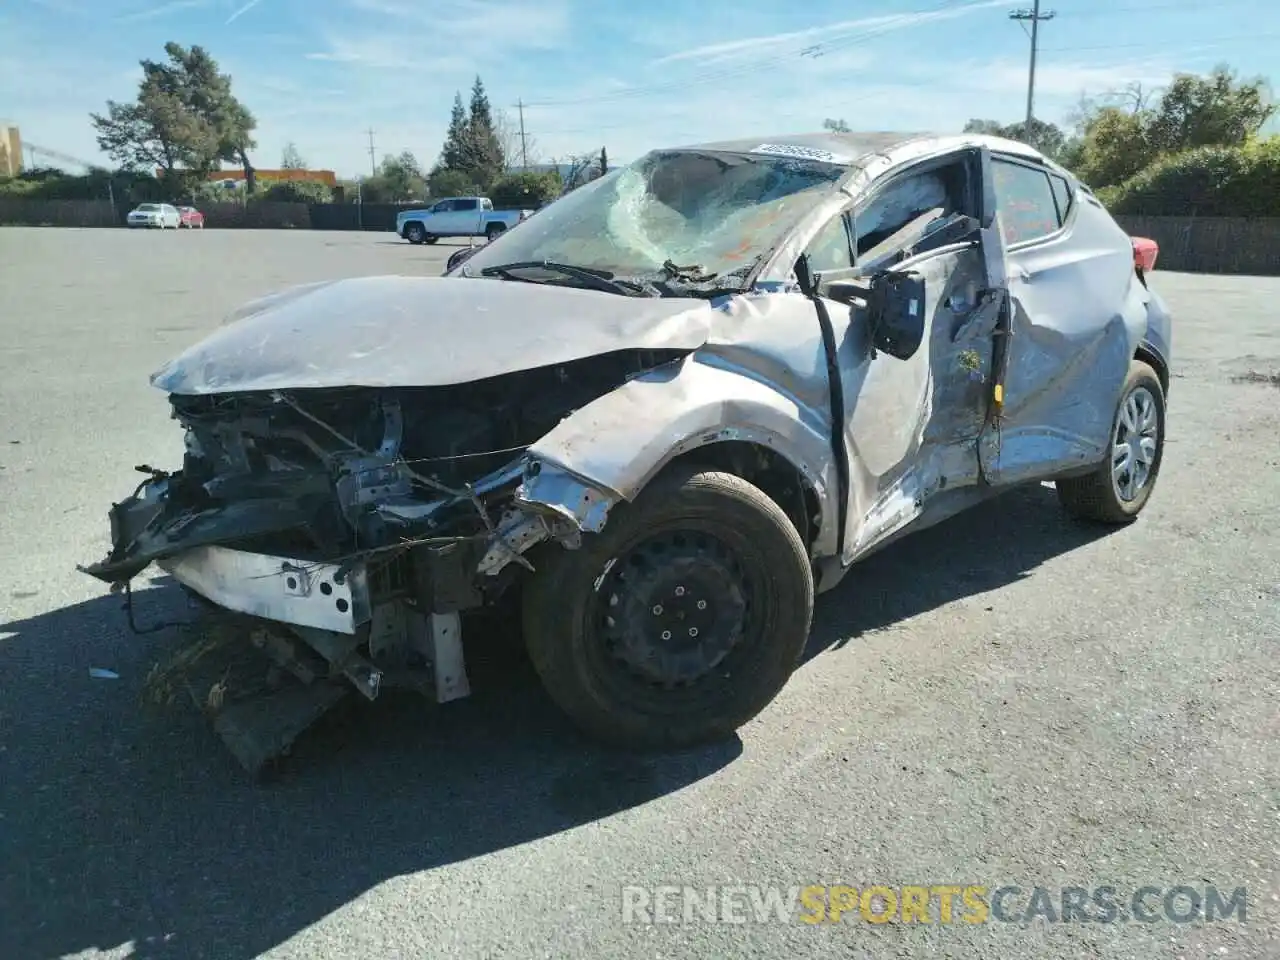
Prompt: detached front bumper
<box><xmin>158</xmin><ymin>546</ymin><xmax>371</xmax><ymax>634</ymax></box>
<box><xmin>79</xmin><ymin>471</ymin><xmax>494</xmax><ymax>636</ymax></box>
<box><xmin>80</xmin><ymin>473</ymin><xmax>373</xmax><ymax>634</ymax></box>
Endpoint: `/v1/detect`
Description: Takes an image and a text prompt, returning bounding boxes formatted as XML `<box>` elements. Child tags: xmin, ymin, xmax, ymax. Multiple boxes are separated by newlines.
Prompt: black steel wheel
<box><xmin>522</xmin><ymin>465</ymin><xmax>813</xmax><ymax>749</ymax></box>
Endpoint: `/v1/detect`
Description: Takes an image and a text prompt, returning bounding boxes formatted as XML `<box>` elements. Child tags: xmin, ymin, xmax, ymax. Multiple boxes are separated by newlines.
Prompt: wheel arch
<box><xmin>524</xmin><ymin>357</ymin><xmax>840</xmax><ymax>559</ymax></box>
<box><xmin>652</xmin><ymin>439</ymin><xmax>822</xmax><ymax>552</ymax></box>
<box><xmin>1135</xmin><ymin>342</ymin><xmax>1169</xmax><ymax>395</ymax></box>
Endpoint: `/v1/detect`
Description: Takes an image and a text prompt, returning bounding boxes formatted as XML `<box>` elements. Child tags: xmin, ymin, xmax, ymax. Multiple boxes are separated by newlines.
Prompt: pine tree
<box><xmin>468</xmin><ymin>75</ymin><xmax>494</xmax><ymax>134</ymax></box>
<box><xmin>462</xmin><ymin>75</ymin><xmax>505</xmax><ymax>190</ymax></box>
<box><xmin>440</xmin><ymin>92</ymin><xmax>468</xmax><ymax>172</ymax></box>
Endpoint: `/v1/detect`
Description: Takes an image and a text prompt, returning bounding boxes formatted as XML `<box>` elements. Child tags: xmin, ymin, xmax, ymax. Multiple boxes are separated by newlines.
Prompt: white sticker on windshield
<box><xmin>750</xmin><ymin>143</ymin><xmax>852</xmax><ymax>165</ymax></box>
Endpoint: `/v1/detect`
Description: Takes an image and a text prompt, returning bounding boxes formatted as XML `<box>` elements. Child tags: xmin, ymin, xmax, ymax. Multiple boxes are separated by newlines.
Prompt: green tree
<box><xmin>1064</xmin><ymin>66</ymin><xmax>1275</xmax><ymax>188</ymax></box>
<box><xmin>363</xmin><ymin>151</ymin><xmax>426</xmax><ymax>202</ymax></box>
<box><xmin>1075</xmin><ymin>107</ymin><xmax>1152</xmax><ymax>188</ymax></box>
<box><xmin>1145</xmin><ymin>66</ymin><xmax>1275</xmax><ymax>155</ymax></box>
<box><xmin>1098</xmin><ymin>137</ymin><xmax>1280</xmax><ymax>217</ymax></box>
<box><xmin>91</xmin><ymin>86</ymin><xmax>218</xmax><ymax>199</ymax></box>
<box><xmin>462</xmin><ymin>75</ymin><xmax>505</xmax><ymax>190</ymax></box>
<box><xmin>434</xmin><ymin>77</ymin><xmax>506</xmax><ymax>191</ymax></box>
<box><xmin>490</xmin><ymin>170</ymin><xmax>562</xmax><ymax>208</ymax></box>
<box><xmin>427</xmin><ymin>166</ymin><xmax>477</xmax><ymax>198</ymax></box>
<box><xmin>140</xmin><ymin>43</ymin><xmax>259</xmax><ymax>191</ymax></box>
<box><xmin>258</xmin><ymin>179</ymin><xmax>332</xmax><ymax>203</ymax></box>
<box><xmin>440</xmin><ymin>93</ymin><xmax>468</xmax><ymax>172</ymax></box>
<box><xmin>823</xmin><ymin>118</ymin><xmax>851</xmax><ymax>133</ymax></box>
<box><xmin>280</xmin><ymin>142</ymin><xmax>307</xmax><ymax>169</ymax></box>
<box><xmin>962</xmin><ymin>117</ymin><xmax>1068</xmax><ymax>160</ymax></box>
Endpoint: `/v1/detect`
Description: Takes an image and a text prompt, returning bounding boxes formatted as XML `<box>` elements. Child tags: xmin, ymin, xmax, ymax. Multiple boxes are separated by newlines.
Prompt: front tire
<box><xmin>522</xmin><ymin>465</ymin><xmax>814</xmax><ymax>749</ymax></box>
<box><xmin>1057</xmin><ymin>359</ymin><xmax>1166</xmax><ymax>523</ymax></box>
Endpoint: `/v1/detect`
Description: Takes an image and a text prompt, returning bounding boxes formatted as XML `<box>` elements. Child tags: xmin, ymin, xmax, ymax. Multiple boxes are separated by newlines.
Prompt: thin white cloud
<box><xmin>117</xmin><ymin>0</ymin><xmax>211</xmax><ymax>23</ymax></box>
<box><xmin>226</xmin><ymin>0</ymin><xmax>263</xmax><ymax>24</ymax></box>
<box><xmin>650</xmin><ymin>0</ymin><xmax>1007</xmax><ymax>67</ymax></box>
<box><xmin>305</xmin><ymin>0</ymin><xmax>570</xmax><ymax>72</ymax></box>
<box><xmin>955</xmin><ymin>57</ymin><xmax>1177</xmax><ymax>97</ymax></box>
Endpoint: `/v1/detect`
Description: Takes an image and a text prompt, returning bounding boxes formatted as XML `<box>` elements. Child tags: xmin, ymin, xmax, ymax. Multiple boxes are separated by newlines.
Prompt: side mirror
<box><xmin>867</xmin><ymin>270</ymin><xmax>926</xmax><ymax>361</ymax></box>
<box><xmin>446</xmin><ymin>246</ymin><xmax>480</xmax><ymax>273</ymax></box>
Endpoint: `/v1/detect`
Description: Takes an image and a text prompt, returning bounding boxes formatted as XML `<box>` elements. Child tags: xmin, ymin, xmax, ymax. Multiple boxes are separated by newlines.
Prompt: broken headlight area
<box><xmin>79</xmin><ymin>350</ymin><xmax>683</xmax><ymax>742</ymax></box>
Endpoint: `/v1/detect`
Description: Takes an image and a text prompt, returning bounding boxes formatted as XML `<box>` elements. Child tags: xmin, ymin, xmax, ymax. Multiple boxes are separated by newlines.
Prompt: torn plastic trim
<box><xmin>515</xmin><ymin>459</ymin><xmax>619</xmax><ymax>533</ymax></box>
<box><xmin>474</xmin><ymin>459</ymin><xmax>624</xmax><ymax>578</ymax></box>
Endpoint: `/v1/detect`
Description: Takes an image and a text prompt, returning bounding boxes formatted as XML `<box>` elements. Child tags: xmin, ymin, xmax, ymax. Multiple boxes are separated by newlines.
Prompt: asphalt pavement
<box><xmin>1</xmin><ymin>227</ymin><xmax>1277</xmax><ymax>960</ymax></box>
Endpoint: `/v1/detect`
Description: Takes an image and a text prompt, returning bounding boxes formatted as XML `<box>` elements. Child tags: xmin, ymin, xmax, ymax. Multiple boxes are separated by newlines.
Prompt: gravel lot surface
<box><xmin>1</xmin><ymin>227</ymin><xmax>1277</xmax><ymax>960</ymax></box>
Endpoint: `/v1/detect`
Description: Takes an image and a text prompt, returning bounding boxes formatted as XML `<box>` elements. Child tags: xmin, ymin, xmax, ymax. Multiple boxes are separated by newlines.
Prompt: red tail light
<box><xmin>1131</xmin><ymin>236</ymin><xmax>1159</xmax><ymax>272</ymax></box>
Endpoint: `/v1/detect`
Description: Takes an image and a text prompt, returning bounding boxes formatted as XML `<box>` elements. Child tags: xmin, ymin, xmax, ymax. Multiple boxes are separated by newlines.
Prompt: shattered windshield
<box><xmin>460</xmin><ymin>148</ymin><xmax>847</xmax><ymax>291</ymax></box>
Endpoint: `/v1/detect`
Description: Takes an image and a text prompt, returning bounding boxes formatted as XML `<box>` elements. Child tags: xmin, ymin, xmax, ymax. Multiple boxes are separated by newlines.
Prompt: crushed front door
<box><xmin>818</xmin><ymin>147</ymin><xmax>1011</xmax><ymax>562</ymax></box>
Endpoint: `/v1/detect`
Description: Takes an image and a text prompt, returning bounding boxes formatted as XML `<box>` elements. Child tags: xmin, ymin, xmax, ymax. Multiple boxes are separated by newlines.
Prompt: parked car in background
<box><xmin>396</xmin><ymin>196</ymin><xmax>531</xmax><ymax>244</ymax></box>
<box><xmin>83</xmin><ymin>131</ymin><xmax>1172</xmax><ymax>773</ymax></box>
<box><xmin>178</xmin><ymin>206</ymin><xmax>205</xmax><ymax>229</ymax></box>
<box><xmin>126</xmin><ymin>203</ymin><xmax>181</xmax><ymax>229</ymax></box>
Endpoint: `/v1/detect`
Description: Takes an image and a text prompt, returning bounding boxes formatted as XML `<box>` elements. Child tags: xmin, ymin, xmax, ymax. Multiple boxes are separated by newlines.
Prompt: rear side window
<box><xmin>1049</xmin><ymin>174</ymin><xmax>1073</xmax><ymax>223</ymax></box>
<box><xmin>456</xmin><ymin>198</ymin><xmax>479</xmax><ymax>211</ymax></box>
<box><xmin>992</xmin><ymin>158</ymin><xmax>1061</xmax><ymax>245</ymax></box>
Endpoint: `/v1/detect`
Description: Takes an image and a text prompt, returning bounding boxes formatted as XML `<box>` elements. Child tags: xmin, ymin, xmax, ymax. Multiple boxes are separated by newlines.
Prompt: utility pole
<box><xmin>366</xmin><ymin>128</ymin><xmax>376</xmax><ymax>177</ymax></box>
<box><xmin>516</xmin><ymin>99</ymin><xmax>528</xmax><ymax>170</ymax></box>
<box><xmin>1009</xmin><ymin>0</ymin><xmax>1056</xmax><ymax>130</ymax></box>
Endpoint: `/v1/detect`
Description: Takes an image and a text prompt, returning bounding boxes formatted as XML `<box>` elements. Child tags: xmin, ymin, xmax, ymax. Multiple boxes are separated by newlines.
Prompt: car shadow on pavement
<box><xmin>1</xmin><ymin>586</ymin><xmax>740</xmax><ymax>960</ymax></box>
<box><xmin>0</xmin><ymin>482</ymin><xmax>1111</xmax><ymax>960</ymax></box>
<box><xmin>801</xmin><ymin>482</ymin><xmax>1115</xmax><ymax>661</ymax></box>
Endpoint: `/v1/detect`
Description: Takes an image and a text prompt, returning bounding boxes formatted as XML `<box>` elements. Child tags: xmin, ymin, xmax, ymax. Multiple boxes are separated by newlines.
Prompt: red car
<box><xmin>178</xmin><ymin>206</ymin><xmax>205</xmax><ymax>229</ymax></box>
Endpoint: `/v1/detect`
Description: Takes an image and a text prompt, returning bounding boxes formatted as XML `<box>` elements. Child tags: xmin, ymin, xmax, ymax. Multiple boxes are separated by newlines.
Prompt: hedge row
<box><xmin>1097</xmin><ymin>139</ymin><xmax>1280</xmax><ymax>217</ymax></box>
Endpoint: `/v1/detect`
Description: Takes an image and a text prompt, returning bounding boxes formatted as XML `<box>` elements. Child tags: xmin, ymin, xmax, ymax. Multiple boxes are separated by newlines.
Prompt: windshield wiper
<box><xmin>661</xmin><ymin>259</ymin><xmax>717</xmax><ymax>283</ymax></box>
<box><xmin>477</xmin><ymin>261</ymin><xmax>652</xmax><ymax>297</ymax></box>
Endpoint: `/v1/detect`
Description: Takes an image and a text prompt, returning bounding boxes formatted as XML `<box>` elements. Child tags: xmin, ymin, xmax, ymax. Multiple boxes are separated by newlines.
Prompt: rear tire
<box><xmin>485</xmin><ymin>222</ymin><xmax>507</xmax><ymax>241</ymax></box>
<box><xmin>1057</xmin><ymin>359</ymin><xmax>1166</xmax><ymax>523</ymax></box>
<box><xmin>522</xmin><ymin>465</ymin><xmax>814</xmax><ymax>749</ymax></box>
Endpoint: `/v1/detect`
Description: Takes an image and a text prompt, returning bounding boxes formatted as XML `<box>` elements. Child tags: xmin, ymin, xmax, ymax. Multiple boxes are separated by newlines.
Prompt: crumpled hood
<box><xmin>150</xmin><ymin>275</ymin><xmax>716</xmax><ymax>395</ymax></box>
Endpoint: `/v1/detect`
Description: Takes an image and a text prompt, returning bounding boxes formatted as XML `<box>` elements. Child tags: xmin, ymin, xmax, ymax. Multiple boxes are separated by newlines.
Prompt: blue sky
<box><xmin>3</xmin><ymin>0</ymin><xmax>1277</xmax><ymax>177</ymax></box>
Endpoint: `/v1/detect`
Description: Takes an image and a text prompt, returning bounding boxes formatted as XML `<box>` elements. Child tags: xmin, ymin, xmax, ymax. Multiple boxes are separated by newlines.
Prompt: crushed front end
<box><xmin>81</xmin><ymin>353</ymin><xmax>673</xmax><ymax>773</ymax></box>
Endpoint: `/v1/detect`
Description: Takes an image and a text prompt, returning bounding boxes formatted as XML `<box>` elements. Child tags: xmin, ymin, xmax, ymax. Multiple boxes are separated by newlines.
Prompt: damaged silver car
<box><xmin>82</xmin><ymin>131</ymin><xmax>1172</xmax><ymax>768</ymax></box>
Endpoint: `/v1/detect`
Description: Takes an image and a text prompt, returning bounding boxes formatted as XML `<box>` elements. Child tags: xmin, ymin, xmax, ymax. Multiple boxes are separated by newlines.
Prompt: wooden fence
<box><xmin>2</xmin><ymin>199</ymin><xmax>1278</xmax><ymax>275</ymax></box>
<box><xmin>1112</xmin><ymin>216</ymin><xmax>1280</xmax><ymax>276</ymax></box>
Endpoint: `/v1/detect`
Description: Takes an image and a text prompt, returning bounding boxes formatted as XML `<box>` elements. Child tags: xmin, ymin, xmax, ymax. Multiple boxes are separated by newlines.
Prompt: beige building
<box><xmin>0</xmin><ymin>123</ymin><xmax>21</xmax><ymax>177</ymax></box>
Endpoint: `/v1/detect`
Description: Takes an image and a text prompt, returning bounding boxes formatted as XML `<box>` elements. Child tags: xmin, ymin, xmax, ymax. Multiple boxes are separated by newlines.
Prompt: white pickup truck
<box><xmin>395</xmin><ymin>196</ymin><xmax>531</xmax><ymax>244</ymax></box>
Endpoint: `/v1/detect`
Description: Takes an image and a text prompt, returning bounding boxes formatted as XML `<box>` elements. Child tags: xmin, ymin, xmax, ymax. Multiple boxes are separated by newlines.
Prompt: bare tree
<box><xmin>280</xmin><ymin>141</ymin><xmax>307</xmax><ymax>169</ymax></box>
<box><xmin>492</xmin><ymin>108</ymin><xmax>538</xmax><ymax>170</ymax></box>
<box><xmin>561</xmin><ymin>150</ymin><xmax>605</xmax><ymax>191</ymax></box>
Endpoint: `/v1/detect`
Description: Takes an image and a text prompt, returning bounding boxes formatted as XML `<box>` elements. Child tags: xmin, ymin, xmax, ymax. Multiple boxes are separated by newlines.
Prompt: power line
<box><xmin>1010</xmin><ymin>0</ymin><xmax>1056</xmax><ymax>128</ymax></box>
<box><xmin>1043</xmin><ymin>31</ymin><xmax>1279</xmax><ymax>52</ymax></box>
